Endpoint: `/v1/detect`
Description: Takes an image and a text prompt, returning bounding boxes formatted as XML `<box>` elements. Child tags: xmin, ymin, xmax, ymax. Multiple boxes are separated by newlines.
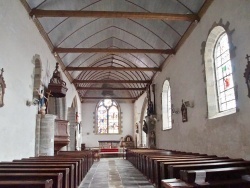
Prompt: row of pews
<box><xmin>126</xmin><ymin>148</ymin><xmax>250</xmax><ymax>188</ymax></box>
<box><xmin>0</xmin><ymin>150</ymin><xmax>93</xmax><ymax>188</ymax></box>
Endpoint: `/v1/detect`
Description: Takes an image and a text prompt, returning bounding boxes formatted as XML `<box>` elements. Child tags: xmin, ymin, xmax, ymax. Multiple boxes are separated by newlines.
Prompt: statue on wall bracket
<box><xmin>0</xmin><ymin>68</ymin><xmax>6</xmax><ymax>107</ymax></box>
<box><xmin>244</xmin><ymin>54</ymin><xmax>250</xmax><ymax>98</ymax></box>
<box><xmin>181</xmin><ymin>100</ymin><xmax>188</xmax><ymax>122</ymax></box>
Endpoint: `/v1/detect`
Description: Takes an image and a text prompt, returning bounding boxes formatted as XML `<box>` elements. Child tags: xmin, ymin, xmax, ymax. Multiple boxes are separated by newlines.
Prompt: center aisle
<box><xmin>79</xmin><ymin>158</ymin><xmax>154</xmax><ymax>188</ymax></box>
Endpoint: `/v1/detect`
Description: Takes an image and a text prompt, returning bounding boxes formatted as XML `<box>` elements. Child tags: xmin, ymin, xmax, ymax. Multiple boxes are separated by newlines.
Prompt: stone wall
<box><xmin>151</xmin><ymin>0</ymin><xmax>250</xmax><ymax>160</ymax></box>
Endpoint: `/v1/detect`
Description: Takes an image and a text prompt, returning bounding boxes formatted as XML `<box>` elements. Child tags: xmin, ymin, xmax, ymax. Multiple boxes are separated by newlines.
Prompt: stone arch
<box><xmin>162</xmin><ymin>79</ymin><xmax>172</xmax><ymax>130</ymax></box>
<box><xmin>204</xmin><ymin>25</ymin><xmax>237</xmax><ymax>119</ymax></box>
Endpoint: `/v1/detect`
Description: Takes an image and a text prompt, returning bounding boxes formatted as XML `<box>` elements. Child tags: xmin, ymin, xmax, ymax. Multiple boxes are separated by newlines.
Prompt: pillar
<box><xmin>39</xmin><ymin>114</ymin><xmax>56</xmax><ymax>156</ymax></box>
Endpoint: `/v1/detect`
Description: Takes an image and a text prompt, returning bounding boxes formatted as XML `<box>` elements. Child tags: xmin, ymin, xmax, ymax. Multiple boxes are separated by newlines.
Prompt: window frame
<box><xmin>204</xmin><ymin>26</ymin><xmax>237</xmax><ymax>119</ymax></box>
<box><xmin>214</xmin><ymin>32</ymin><xmax>236</xmax><ymax>113</ymax></box>
<box><xmin>162</xmin><ymin>80</ymin><xmax>172</xmax><ymax>130</ymax></box>
<box><xmin>95</xmin><ymin>99</ymin><xmax>121</xmax><ymax>135</ymax></box>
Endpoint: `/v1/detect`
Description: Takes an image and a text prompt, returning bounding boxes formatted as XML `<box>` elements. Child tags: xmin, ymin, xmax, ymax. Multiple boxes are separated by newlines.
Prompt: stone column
<box><xmin>68</xmin><ymin>107</ymin><xmax>76</xmax><ymax>151</ymax></box>
<box><xmin>39</xmin><ymin>114</ymin><xmax>56</xmax><ymax>156</ymax></box>
<box><xmin>35</xmin><ymin>114</ymin><xmax>41</xmax><ymax>156</ymax></box>
<box><xmin>145</xmin><ymin>115</ymin><xmax>157</xmax><ymax>148</ymax></box>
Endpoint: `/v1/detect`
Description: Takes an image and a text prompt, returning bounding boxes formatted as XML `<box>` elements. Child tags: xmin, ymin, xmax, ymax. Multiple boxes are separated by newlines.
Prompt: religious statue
<box><xmin>0</xmin><ymin>68</ymin><xmax>6</xmax><ymax>107</ymax></box>
<box><xmin>181</xmin><ymin>100</ymin><xmax>188</xmax><ymax>122</ymax></box>
<box><xmin>244</xmin><ymin>54</ymin><xmax>250</xmax><ymax>98</ymax></box>
<box><xmin>143</xmin><ymin>120</ymin><xmax>148</xmax><ymax>134</ymax></box>
<box><xmin>36</xmin><ymin>89</ymin><xmax>47</xmax><ymax>115</ymax></box>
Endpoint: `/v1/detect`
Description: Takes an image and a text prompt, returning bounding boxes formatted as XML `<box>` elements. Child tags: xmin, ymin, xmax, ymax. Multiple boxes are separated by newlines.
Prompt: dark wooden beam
<box><xmin>73</xmin><ymin>79</ymin><xmax>151</xmax><ymax>84</ymax></box>
<box><xmin>67</xmin><ymin>66</ymin><xmax>160</xmax><ymax>72</ymax></box>
<box><xmin>77</xmin><ymin>87</ymin><xmax>146</xmax><ymax>91</ymax></box>
<box><xmin>54</xmin><ymin>47</ymin><xmax>174</xmax><ymax>54</ymax></box>
<box><xmin>30</xmin><ymin>9</ymin><xmax>199</xmax><ymax>21</ymax></box>
<box><xmin>81</xmin><ymin>97</ymin><xmax>136</xmax><ymax>100</ymax></box>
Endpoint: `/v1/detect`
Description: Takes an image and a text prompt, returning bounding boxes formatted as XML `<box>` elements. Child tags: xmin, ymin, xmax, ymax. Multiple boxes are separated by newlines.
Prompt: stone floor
<box><xmin>79</xmin><ymin>158</ymin><xmax>155</xmax><ymax>188</ymax></box>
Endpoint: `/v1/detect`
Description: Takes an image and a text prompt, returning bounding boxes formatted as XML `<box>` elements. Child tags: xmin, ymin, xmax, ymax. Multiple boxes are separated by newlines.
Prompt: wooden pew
<box><xmin>57</xmin><ymin>151</ymin><xmax>93</xmax><ymax>177</ymax></box>
<box><xmin>162</xmin><ymin>178</ymin><xmax>250</xmax><ymax>188</ymax></box>
<box><xmin>180</xmin><ymin>166</ymin><xmax>250</xmax><ymax>184</ymax></box>
<box><xmin>0</xmin><ymin>179</ymin><xmax>54</xmax><ymax>188</ymax></box>
<box><xmin>15</xmin><ymin>158</ymin><xmax>81</xmax><ymax>187</ymax></box>
<box><xmin>149</xmin><ymin>156</ymin><xmax>220</xmax><ymax>185</ymax></box>
<box><xmin>153</xmin><ymin>157</ymin><xmax>229</xmax><ymax>188</ymax></box>
<box><xmin>168</xmin><ymin>161</ymin><xmax>250</xmax><ymax>179</ymax></box>
<box><xmin>8</xmin><ymin>161</ymin><xmax>77</xmax><ymax>188</ymax></box>
<box><xmin>0</xmin><ymin>168</ymin><xmax>69</xmax><ymax>188</ymax></box>
<box><xmin>160</xmin><ymin>158</ymin><xmax>243</xmax><ymax>180</ymax></box>
<box><xmin>0</xmin><ymin>173</ymin><xmax>63</xmax><ymax>188</ymax></box>
<box><xmin>30</xmin><ymin>156</ymin><xmax>84</xmax><ymax>181</ymax></box>
<box><xmin>162</xmin><ymin>179</ymin><xmax>193</xmax><ymax>188</ymax></box>
<box><xmin>0</xmin><ymin>163</ymin><xmax>74</xmax><ymax>188</ymax></box>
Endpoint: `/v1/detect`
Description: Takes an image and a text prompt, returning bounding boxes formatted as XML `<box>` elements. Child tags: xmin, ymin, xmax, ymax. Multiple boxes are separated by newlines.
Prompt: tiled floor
<box><xmin>79</xmin><ymin>158</ymin><xmax>154</xmax><ymax>188</ymax></box>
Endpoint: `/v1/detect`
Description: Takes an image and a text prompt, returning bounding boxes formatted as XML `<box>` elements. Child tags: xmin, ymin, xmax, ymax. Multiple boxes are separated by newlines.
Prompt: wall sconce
<box><xmin>171</xmin><ymin>104</ymin><xmax>180</xmax><ymax>114</ymax></box>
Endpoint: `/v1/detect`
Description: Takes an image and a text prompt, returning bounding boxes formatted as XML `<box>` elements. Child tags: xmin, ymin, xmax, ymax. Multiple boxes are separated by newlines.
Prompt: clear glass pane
<box><xmin>215</xmin><ymin>56</ymin><xmax>222</xmax><ymax>67</ymax></box>
<box><xmin>227</xmin><ymin>100</ymin><xmax>236</xmax><ymax>109</ymax></box>
<box><xmin>221</xmin><ymin>51</ymin><xmax>230</xmax><ymax>64</ymax></box>
<box><xmin>219</xmin><ymin>92</ymin><xmax>226</xmax><ymax>103</ymax></box>
<box><xmin>225</xmin><ymin>88</ymin><xmax>235</xmax><ymax>101</ymax></box>
<box><xmin>217</xmin><ymin>67</ymin><xmax>223</xmax><ymax>79</ymax></box>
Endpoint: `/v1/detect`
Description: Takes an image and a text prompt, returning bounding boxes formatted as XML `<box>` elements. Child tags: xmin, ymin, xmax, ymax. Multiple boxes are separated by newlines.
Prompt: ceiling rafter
<box><xmin>73</xmin><ymin>79</ymin><xmax>151</xmax><ymax>84</ymax></box>
<box><xmin>81</xmin><ymin>97</ymin><xmax>136</xmax><ymax>100</ymax></box>
<box><xmin>30</xmin><ymin>10</ymin><xmax>200</xmax><ymax>21</ymax></box>
<box><xmin>54</xmin><ymin>47</ymin><xmax>174</xmax><ymax>54</ymax></box>
<box><xmin>76</xmin><ymin>87</ymin><xmax>146</xmax><ymax>91</ymax></box>
<box><xmin>66</xmin><ymin>66</ymin><xmax>160</xmax><ymax>72</ymax></box>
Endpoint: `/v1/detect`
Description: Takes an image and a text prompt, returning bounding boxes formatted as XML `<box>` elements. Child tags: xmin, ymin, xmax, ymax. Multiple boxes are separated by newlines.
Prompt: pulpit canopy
<box><xmin>48</xmin><ymin>63</ymin><xmax>68</xmax><ymax>97</ymax></box>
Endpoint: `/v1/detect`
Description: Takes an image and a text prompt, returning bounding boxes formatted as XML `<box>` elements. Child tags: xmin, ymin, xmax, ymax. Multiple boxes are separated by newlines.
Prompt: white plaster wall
<box><xmin>153</xmin><ymin>0</ymin><xmax>250</xmax><ymax>160</ymax></box>
<box><xmin>81</xmin><ymin>102</ymin><xmax>134</xmax><ymax>148</ymax></box>
<box><xmin>0</xmin><ymin>1</ymin><xmax>80</xmax><ymax>161</ymax></box>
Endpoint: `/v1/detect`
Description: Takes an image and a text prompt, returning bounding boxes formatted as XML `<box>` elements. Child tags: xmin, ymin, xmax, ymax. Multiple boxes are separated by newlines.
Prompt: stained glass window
<box><xmin>97</xmin><ymin>99</ymin><xmax>120</xmax><ymax>134</ymax></box>
<box><xmin>162</xmin><ymin>80</ymin><xmax>172</xmax><ymax>130</ymax></box>
<box><xmin>214</xmin><ymin>33</ymin><xmax>236</xmax><ymax>112</ymax></box>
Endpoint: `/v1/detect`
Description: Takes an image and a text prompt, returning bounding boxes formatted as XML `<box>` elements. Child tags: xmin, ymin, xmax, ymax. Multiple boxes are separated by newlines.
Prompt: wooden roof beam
<box><xmin>76</xmin><ymin>87</ymin><xmax>146</xmax><ymax>91</ymax></box>
<box><xmin>73</xmin><ymin>79</ymin><xmax>151</xmax><ymax>84</ymax></box>
<box><xmin>67</xmin><ymin>66</ymin><xmax>160</xmax><ymax>72</ymax></box>
<box><xmin>54</xmin><ymin>48</ymin><xmax>174</xmax><ymax>54</ymax></box>
<box><xmin>81</xmin><ymin>97</ymin><xmax>136</xmax><ymax>100</ymax></box>
<box><xmin>30</xmin><ymin>10</ymin><xmax>199</xmax><ymax>21</ymax></box>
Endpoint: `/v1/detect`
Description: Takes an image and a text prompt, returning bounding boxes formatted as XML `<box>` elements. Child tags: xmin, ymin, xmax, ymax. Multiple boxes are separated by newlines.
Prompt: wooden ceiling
<box><xmin>21</xmin><ymin>0</ymin><xmax>213</xmax><ymax>102</ymax></box>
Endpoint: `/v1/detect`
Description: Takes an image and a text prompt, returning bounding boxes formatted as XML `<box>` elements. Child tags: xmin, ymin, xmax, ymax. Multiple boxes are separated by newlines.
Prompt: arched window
<box><xmin>162</xmin><ymin>80</ymin><xmax>172</xmax><ymax>130</ymax></box>
<box><xmin>205</xmin><ymin>26</ymin><xmax>236</xmax><ymax>119</ymax></box>
<box><xmin>96</xmin><ymin>99</ymin><xmax>120</xmax><ymax>134</ymax></box>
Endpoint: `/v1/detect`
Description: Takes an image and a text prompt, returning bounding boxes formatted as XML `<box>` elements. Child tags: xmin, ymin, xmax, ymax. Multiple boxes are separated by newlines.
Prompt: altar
<box><xmin>98</xmin><ymin>140</ymin><xmax>120</xmax><ymax>148</ymax></box>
